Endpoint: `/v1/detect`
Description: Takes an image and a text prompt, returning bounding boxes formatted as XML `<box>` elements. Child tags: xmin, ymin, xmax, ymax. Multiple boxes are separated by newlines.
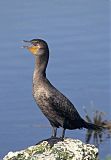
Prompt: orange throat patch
<box><xmin>28</xmin><ymin>46</ymin><xmax>39</xmax><ymax>55</ymax></box>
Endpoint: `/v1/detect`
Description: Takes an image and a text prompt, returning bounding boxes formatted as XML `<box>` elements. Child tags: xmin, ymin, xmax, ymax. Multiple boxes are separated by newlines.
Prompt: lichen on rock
<box><xmin>3</xmin><ymin>138</ymin><xmax>99</xmax><ymax>160</ymax></box>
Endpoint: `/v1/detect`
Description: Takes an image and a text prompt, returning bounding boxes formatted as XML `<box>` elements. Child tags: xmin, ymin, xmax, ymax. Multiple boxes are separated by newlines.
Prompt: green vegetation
<box><xmin>105</xmin><ymin>156</ymin><xmax>111</xmax><ymax>160</ymax></box>
<box><xmin>52</xmin><ymin>148</ymin><xmax>74</xmax><ymax>160</ymax></box>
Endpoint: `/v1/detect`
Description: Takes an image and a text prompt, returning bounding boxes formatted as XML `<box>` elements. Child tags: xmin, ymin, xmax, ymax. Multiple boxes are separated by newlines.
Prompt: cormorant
<box><xmin>23</xmin><ymin>39</ymin><xmax>101</xmax><ymax>139</ymax></box>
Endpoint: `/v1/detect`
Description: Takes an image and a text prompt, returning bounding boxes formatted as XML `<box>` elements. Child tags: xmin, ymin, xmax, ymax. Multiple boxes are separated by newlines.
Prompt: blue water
<box><xmin>0</xmin><ymin>0</ymin><xmax>110</xmax><ymax>159</ymax></box>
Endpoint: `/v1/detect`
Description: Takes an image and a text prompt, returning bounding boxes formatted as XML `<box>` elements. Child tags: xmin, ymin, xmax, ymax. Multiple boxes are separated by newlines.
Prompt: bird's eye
<box><xmin>33</xmin><ymin>42</ymin><xmax>38</xmax><ymax>46</ymax></box>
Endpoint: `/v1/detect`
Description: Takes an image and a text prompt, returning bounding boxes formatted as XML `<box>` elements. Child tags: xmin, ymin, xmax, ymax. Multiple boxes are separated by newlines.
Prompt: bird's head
<box><xmin>23</xmin><ymin>39</ymin><xmax>49</xmax><ymax>56</ymax></box>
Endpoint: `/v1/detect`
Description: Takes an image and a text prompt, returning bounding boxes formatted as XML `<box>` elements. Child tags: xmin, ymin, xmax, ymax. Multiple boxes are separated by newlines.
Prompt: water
<box><xmin>0</xmin><ymin>0</ymin><xmax>110</xmax><ymax>159</ymax></box>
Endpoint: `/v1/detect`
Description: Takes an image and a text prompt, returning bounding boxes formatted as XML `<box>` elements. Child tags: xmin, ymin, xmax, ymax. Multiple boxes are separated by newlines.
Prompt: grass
<box><xmin>83</xmin><ymin>107</ymin><xmax>111</xmax><ymax>147</ymax></box>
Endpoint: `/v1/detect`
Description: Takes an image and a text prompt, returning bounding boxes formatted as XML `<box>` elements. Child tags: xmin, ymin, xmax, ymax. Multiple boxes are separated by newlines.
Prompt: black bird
<box><xmin>23</xmin><ymin>39</ymin><xmax>101</xmax><ymax>139</ymax></box>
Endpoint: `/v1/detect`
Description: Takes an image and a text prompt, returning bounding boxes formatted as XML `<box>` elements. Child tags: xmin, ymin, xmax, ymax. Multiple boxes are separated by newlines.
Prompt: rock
<box><xmin>3</xmin><ymin>138</ymin><xmax>99</xmax><ymax>160</ymax></box>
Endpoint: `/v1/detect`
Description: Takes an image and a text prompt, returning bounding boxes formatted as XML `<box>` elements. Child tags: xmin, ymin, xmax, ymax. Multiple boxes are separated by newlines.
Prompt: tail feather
<box><xmin>83</xmin><ymin>120</ymin><xmax>102</xmax><ymax>130</ymax></box>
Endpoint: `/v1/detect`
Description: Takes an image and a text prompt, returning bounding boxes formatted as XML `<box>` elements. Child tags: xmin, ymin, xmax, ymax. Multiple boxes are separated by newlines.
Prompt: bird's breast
<box><xmin>33</xmin><ymin>83</ymin><xmax>49</xmax><ymax>97</ymax></box>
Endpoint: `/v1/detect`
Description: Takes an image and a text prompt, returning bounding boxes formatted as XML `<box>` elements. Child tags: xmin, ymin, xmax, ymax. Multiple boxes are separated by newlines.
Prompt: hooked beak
<box><xmin>22</xmin><ymin>40</ymin><xmax>40</xmax><ymax>55</ymax></box>
<box><xmin>22</xmin><ymin>40</ymin><xmax>32</xmax><ymax>48</ymax></box>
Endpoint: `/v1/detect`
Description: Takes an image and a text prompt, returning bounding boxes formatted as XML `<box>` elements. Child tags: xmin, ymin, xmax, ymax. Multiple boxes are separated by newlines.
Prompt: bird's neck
<box><xmin>33</xmin><ymin>54</ymin><xmax>49</xmax><ymax>81</ymax></box>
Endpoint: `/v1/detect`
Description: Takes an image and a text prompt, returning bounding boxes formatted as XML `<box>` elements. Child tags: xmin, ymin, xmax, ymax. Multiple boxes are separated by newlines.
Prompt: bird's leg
<box><xmin>61</xmin><ymin>128</ymin><xmax>66</xmax><ymax>140</ymax></box>
<box><xmin>51</xmin><ymin>126</ymin><xmax>57</xmax><ymax>138</ymax></box>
